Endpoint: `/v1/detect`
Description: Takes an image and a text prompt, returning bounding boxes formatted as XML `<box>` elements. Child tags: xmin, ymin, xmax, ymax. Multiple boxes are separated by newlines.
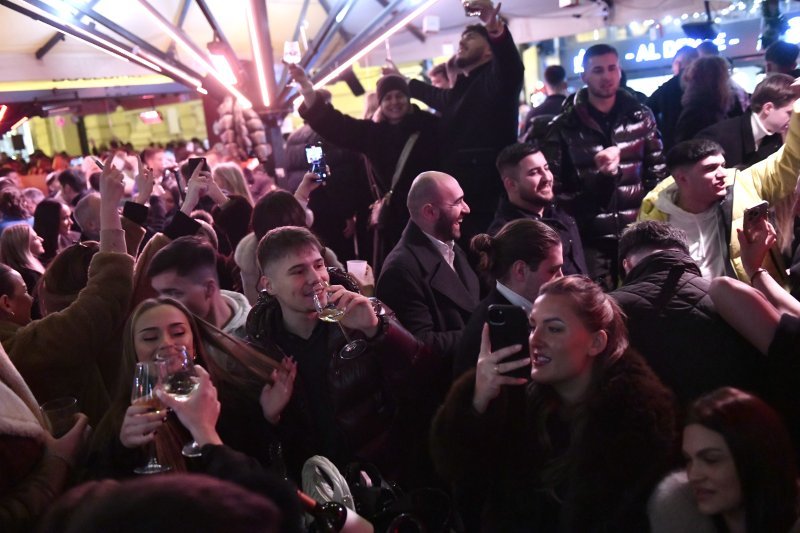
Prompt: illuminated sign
<box><xmin>785</xmin><ymin>16</ymin><xmax>800</xmax><ymax>44</ymax></box>
<box><xmin>572</xmin><ymin>32</ymin><xmax>743</xmax><ymax>74</ymax></box>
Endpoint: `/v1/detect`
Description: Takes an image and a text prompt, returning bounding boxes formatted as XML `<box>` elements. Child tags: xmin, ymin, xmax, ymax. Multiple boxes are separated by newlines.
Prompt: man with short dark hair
<box><xmin>488</xmin><ymin>142</ymin><xmax>587</xmax><ymax>275</ymax></box>
<box><xmin>696</xmin><ymin>74</ymin><xmax>795</xmax><ymax>168</ymax></box>
<box><xmin>148</xmin><ymin>236</ymin><xmax>250</xmax><ymax>338</ymax></box>
<box><xmin>543</xmin><ymin>43</ymin><xmax>667</xmax><ymax>289</ymax></box>
<box><xmin>648</xmin><ymin>45</ymin><xmax>699</xmax><ymax>152</ymax></box>
<box><xmin>765</xmin><ymin>40</ymin><xmax>800</xmax><ymax>77</ymax></box>
<box><xmin>521</xmin><ymin>65</ymin><xmax>568</xmax><ymax>141</ymax></box>
<box><xmin>639</xmin><ymin>94</ymin><xmax>800</xmax><ymax>282</ymax></box>
<box><xmin>611</xmin><ymin>220</ymin><xmax>762</xmax><ymax>407</ymax></box>
<box><xmin>398</xmin><ymin>0</ymin><xmax>524</xmax><ymax>241</ymax></box>
<box><xmin>57</xmin><ymin>169</ymin><xmax>89</xmax><ymax>207</ymax></box>
<box><xmin>246</xmin><ymin>225</ymin><xmax>430</xmax><ymax>482</ymax></box>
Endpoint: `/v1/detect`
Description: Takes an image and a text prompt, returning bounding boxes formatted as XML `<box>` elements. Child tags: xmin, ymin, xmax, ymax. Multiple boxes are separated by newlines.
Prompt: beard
<box><xmin>434</xmin><ymin>212</ymin><xmax>460</xmax><ymax>241</ymax></box>
<box><xmin>519</xmin><ymin>187</ymin><xmax>553</xmax><ymax>209</ymax></box>
<box><xmin>455</xmin><ymin>49</ymin><xmax>482</xmax><ymax>69</ymax></box>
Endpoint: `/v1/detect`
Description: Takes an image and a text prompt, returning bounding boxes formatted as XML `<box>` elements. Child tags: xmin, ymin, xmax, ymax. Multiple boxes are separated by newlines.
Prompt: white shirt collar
<box><xmin>751</xmin><ymin>112</ymin><xmax>771</xmax><ymax>148</ymax></box>
<box><xmin>423</xmin><ymin>231</ymin><xmax>456</xmax><ymax>270</ymax></box>
<box><xmin>495</xmin><ymin>281</ymin><xmax>533</xmax><ymax>315</ymax></box>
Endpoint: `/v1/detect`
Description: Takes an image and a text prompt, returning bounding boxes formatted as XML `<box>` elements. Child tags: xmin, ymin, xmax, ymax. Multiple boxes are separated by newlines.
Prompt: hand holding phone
<box><xmin>743</xmin><ymin>201</ymin><xmax>769</xmax><ymax>243</ymax></box>
<box><xmin>305</xmin><ymin>143</ymin><xmax>329</xmax><ymax>183</ymax></box>
<box><xmin>487</xmin><ymin>304</ymin><xmax>531</xmax><ymax>380</ymax></box>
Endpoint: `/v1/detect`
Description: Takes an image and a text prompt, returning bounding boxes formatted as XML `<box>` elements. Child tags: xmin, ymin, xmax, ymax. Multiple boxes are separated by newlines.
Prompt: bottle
<box><xmin>298</xmin><ymin>490</ymin><xmax>347</xmax><ymax>533</ymax></box>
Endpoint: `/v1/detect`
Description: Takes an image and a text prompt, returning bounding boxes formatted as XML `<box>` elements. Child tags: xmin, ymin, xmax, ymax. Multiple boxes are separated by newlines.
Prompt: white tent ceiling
<box><xmin>0</xmin><ymin>0</ymin><xmax>757</xmax><ymax>100</ymax></box>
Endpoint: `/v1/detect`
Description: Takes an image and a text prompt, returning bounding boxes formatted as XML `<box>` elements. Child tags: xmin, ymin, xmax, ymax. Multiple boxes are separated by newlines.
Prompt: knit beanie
<box><xmin>376</xmin><ymin>75</ymin><xmax>410</xmax><ymax>103</ymax></box>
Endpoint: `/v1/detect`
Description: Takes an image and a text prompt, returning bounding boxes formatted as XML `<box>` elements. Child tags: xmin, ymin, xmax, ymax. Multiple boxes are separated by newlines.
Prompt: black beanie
<box><xmin>376</xmin><ymin>75</ymin><xmax>410</xmax><ymax>103</ymax></box>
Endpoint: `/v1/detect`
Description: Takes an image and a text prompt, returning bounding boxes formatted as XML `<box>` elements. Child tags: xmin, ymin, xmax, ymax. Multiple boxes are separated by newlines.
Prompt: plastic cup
<box><xmin>346</xmin><ymin>260</ymin><xmax>369</xmax><ymax>282</ymax></box>
<box><xmin>40</xmin><ymin>397</ymin><xmax>78</xmax><ymax>438</ymax></box>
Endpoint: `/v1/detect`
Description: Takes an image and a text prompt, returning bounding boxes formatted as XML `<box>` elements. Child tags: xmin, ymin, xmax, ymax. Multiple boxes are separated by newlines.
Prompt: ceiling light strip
<box><xmin>245</xmin><ymin>0</ymin><xmax>270</xmax><ymax>107</ymax></box>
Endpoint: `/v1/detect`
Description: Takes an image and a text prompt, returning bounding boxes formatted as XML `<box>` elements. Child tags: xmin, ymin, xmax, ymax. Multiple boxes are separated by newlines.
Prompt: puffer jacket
<box><xmin>543</xmin><ymin>88</ymin><xmax>667</xmax><ymax>248</ymax></box>
<box><xmin>244</xmin><ymin>269</ymin><xmax>433</xmax><ymax>482</ymax></box>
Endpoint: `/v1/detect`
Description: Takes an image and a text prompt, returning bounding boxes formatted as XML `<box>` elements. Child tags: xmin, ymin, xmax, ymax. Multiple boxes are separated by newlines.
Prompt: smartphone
<box><xmin>743</xmin><ymin>200</ymin><xmax>769</xmax><ymax>241</ymax></box>
<box><xmin>487</xmin><ymin>304</ymin><xmax>532</xmax><ymax>380</ymax></box>
<box><xmin>305</xmin><ymin>143</ymin><xmax>329</xmax><ymax>183</ymax></box>
<box><xmin>91</xmin><ymin>157</ymin><xmax>104</xmax><ymax>170</ymax></box>
<box><xmin>462</xmin><ymin>0</ymin><xmax>481</xmax><ymax>17</ymax></box>
<box><xmin>186</xmin><ymin>156</ymin><xmax>208</xmax><ymax>177</ymax></box>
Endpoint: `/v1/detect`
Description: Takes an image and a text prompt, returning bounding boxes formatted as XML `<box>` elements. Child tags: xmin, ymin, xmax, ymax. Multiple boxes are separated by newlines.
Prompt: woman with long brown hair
<box><xmin>675</xmin><ymin>56</ymin><xmax>738</xmax><ymax>143</ymax></box>
<box><xmin>432</xmin><ymin>275</ymin><xmax>676</xmax><ymax>531</ymax></box>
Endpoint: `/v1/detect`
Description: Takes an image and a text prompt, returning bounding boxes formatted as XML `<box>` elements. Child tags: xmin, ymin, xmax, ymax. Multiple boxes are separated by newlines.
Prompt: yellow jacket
<box><xmin>639</xmin><ymin>101</ymin><xmax>800</xmax><ymax>282</ymax></box>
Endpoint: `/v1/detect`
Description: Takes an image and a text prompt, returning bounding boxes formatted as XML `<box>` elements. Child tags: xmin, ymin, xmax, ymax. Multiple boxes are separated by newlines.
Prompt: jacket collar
<box><xmin>623</xmin><ymin>249</ymin><xmax>701</xmax><ymax>282</ymax></box>
<box><xmin>563</xmin><ymin>88</ymin><xmax>642</xmax><ymax>132</ymax></box>
<box><xmin>495</xmin><ymin>196</ymin><xmax>569</xmax><ymax>232</ymax></box>
<box><xmin>401</xmin><ymin>222</ymin><xmax>479</xmax><ymax>312</ymax></box>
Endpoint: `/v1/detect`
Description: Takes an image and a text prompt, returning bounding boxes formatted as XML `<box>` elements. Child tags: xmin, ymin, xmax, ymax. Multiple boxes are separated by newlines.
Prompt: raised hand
<box><xmin>594</xmin><ymin>146</ymin><xmax>621</xmax><ymax>175</ymax></box>
<box><xmin>134</xmin><ymin>155</ymin><xmax>156</xmax><ymax>205</ymax></box>
<box><xmin>157</xmin><ymin>366</ymin><xmax>222</xmax><ymax>447</ymax></box>
<box><xmin>99</xmin><ymin>152</ymin><xmax>125</xmax><ymax>206</ymax></box>
<box><xmin>260</xmin><ymin>357</ymin><xmax>298</xmax><ymax>425</ymax></box>
<box><xmin>381</xmin><ymin>59</ymin><xmax>402</xmax><ymax>77</ymax></box>
<box><xmin>473</xmin><ymin>324</ymin><xmax>528</xmax><ymax>413</ymax></box>
<box><xmin>737</xmin><ymin>220</ymin><xmax>776</xmax><ymax>278</ymax></box>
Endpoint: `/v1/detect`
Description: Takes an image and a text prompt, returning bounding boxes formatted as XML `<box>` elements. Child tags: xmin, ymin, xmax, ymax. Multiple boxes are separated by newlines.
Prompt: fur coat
<box><xmin>431</xmin><ymin>349</ymin><xmax>677</xmax><ymax>532</ymax></box>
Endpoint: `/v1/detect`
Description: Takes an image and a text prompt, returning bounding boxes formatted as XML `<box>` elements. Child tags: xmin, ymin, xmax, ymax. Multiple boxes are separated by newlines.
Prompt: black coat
<box><xmin>647</xmin><ymin>74</ymin><xmax>683</xmax><ymax>152</ymax></box>
<box><xmin>298</xmin><ymin>100</ymin><xmax>440</xmax><ymax>259</ymax></box>
<box><xmin>695</xmin><ymin>111</ymin><xmax>784</xmax><ymax>169</ymax></box>
<box><xmin>611</xmin><ymin>250</ymin><xmax>762</xmax><ymax>410</ymax></box>
<box><xmin>409</xmin><ymin>26</ymin><xmax>524</xmax><ymax>230</ymax></box>
<box><xmin>377</xmin><ymin>221</ymin><xmax>480</xmax><ymax>362</ymax></box>
<box><xmin>542</xmin><ymin>88</ymin><xmax>667</xmax><ymax>249</ymax></box>
<box><xmin>521</xmin><ymin>94</ymin><xmax>566</xmax><ymax>138</ymax></box>
<box><xmin>487</xmin><ymin>196</ymin><xmax>588</xmax><ymax>276</ymax></box>
<box><xmin>432</xmin><ymin>350</ymin><xmax>676</xmax><ymax>532</ymax></box>
<box><xmin>452</xmin><ymin>286</ymin><xmax>510</xmax><ymax>380</ymax></box>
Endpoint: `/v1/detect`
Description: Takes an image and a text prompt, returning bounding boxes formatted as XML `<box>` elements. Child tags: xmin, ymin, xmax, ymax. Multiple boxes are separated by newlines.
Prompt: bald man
<box><xmin>376</xmin><ymin>171</ymin><xmax>480</xmax><ymax>365</ymax></box>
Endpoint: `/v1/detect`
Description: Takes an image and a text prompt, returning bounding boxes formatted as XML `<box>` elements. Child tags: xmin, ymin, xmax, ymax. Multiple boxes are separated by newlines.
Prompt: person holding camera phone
<box><xmin>286</xmin><ymin>61</ymin><xmax>440</xmax><ymax>273</ymax></box>
<box><xmin>432</xmin><ymin>275</ymin><xmax>676</xmax><ymax>532</ymax></box>
<box><xmin>640</xmin><ymin>79</ymin><xmax>800</xmax><ymax>284</ymax></box>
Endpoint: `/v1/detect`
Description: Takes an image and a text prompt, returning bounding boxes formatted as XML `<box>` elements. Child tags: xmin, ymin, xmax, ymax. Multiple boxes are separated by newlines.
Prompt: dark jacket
<box><xmin>284</xmin><ymin>123</ymin><xmax>372</xmax><ymax>261</ymax></box>
<box><xmin>244</xmin><ymin>288</ymin><xmax>432</xmax><ymax>482</ymax></box>
<box><xmin>611</xmin><ymin>250</ymin><xmax>762</xmax><ymax>410</ymax></box>
<box><xmin>409</xmin><ymin>26</ymin><xmax>524</xmax><ymax>223</ymax></box>
<box><xmin>298</xmin><ymin>99</ymin><xmax>440</xmax><ymax>253</ymax></box>
<box><xmin>543</xmin><ymin>88</ymin><xmax>667</xmax><ymax>249</ymax></box>
<box><xmin>452</xmin><ymin>286</ymin><xmax>509</xmax><ymax>380</ymax></box>
<box><xmin>432</xmin><ymin>350</ymin><xmax>676</xmax><ymax>532</ymax></box>
<box><xmin>521</xmin><ymin>94</ymin><xmax>566</xmax><ymax>138</ymax></box>
<box><xmin>695</xmin><ymin>110</ymin><xmax>784</xmax><ymax>169</ymax></box>
<box><xmin>487</xmin><ymin>196</ymin><xmax>588</xmax><ymax>276</ymax></box>
<box><xmin>647</xmin><ymin>74</ymin><xmax>683</xmax><ymax>152</ymax></box>
<box><xmin>376</xmin><ymin>221</ymin><xmax>480</xmax><ymax>361</ymax></box>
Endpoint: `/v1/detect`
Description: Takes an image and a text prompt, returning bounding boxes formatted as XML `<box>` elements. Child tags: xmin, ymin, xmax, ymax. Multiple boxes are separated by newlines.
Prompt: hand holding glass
<box><xmin>312</xmin><ymin>282</ymin><xmax>368</xmax><ymax>359</ymax></box>
<box><xmin>157</xmin><ymin>345</ymin><xmax>202</xmax><ymax>457</ymax></box>
<box><xmin>131</xmin><ymin>361</ymin><xmax>170</xmax><ymax>475</ymax></box>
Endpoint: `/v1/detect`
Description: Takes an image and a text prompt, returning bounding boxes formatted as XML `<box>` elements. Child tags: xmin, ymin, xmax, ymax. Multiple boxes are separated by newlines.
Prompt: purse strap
<box><xmin>388</xmin><ymin>132</ymin><xmax>420</xmax><ymax>193</ymax></box>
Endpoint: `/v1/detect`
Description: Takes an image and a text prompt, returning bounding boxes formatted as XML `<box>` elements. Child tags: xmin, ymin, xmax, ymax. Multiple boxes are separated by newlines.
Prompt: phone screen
<box><xmin>186</xmin><ymin>157</ymin><xmax>207</xmax><ymax>177</ymax></box>
<box><xmin>305</xmin><ymin>145</ymin><xmax>323</xmax><ymax>164</ymax></box>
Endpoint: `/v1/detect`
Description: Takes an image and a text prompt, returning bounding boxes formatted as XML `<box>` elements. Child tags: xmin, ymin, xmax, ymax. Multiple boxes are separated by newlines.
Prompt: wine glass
<box><xmin>156</xmin><ymin>345</ymin><xmax>202</xmax><ymax>458</ymax></box>
<box><xmin>131</xmin><ymin>360</ymin><xmax>170</xmax><ymax>475</ymax></box>
<box><xmin>283</xmin><ymin>41</ymin><xmax>302</xmax><ymax>64</ymax></box>
<box><xmin>311</xmin><ymin>282</ymin><xmax>367</xmax><ymax>359</ymax></box>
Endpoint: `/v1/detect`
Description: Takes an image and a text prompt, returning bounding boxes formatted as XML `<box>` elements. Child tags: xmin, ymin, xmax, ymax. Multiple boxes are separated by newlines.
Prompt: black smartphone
<box><xmin>186</xmin><ymin>156</ymin><xmax>208</xmax><ymax>177</ymax></box>
<box><xmin>305</xmin><ymin>143</ymin><xmax>329</xmax><ymax>183</ymax></box>
<box><xmin>743</xmin><ymin>200</ymin><xmax>769</xmax><ymax>241</ymax></box>
<box><xmin>487</xmin><ymin>304</ymin><xmax>531</xmax><ymax>380</ymax></box>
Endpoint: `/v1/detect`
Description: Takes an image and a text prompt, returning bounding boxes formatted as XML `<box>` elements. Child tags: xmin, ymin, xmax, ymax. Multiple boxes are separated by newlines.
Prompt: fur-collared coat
<box><xmin>431</xmin><ymin>349</ymin><xmax>677</xmax><ymax>532</ymax></box>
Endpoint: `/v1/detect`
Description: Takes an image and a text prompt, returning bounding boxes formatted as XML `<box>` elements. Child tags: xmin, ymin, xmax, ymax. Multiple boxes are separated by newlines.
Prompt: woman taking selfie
<box><xmin>650</xmin><ymin>387</ymin><xmax>798</xmax><ymax>533</ymax></box>
<box><xmin>431</xmin><ymin>275</ymin><xmax>676</xmax><ymax>531</ymax></box>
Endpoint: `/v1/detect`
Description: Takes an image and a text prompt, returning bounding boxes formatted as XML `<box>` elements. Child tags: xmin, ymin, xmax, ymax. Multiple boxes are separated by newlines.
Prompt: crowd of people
<box><xmin>2</xmin><ymin>0</ymin><xmax>800</xmax><ymax>531</ymax></box>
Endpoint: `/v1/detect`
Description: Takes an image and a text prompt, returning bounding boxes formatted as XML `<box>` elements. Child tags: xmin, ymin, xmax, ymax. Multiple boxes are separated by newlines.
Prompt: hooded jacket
<box><xmin>543</xmin><ymin>88</ymin><xmax>667</xmax><ymax>248</ymax></box>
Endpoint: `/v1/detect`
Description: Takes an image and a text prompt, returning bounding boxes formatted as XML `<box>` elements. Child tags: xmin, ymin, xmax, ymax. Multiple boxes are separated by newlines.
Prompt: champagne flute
<box><xmin>131</xmin><ymin>360</ymin><xmax>170</xmax><ymax>475</ymax></box>
<box><xmin>311</xmin><ymin>281</ymin><xmax>368</xmax><ymax>359</ymax></box>
<box><xmin>156</xmin><ymin>345</ymin><xmax>202</xmax><ymax>458</ymax></box>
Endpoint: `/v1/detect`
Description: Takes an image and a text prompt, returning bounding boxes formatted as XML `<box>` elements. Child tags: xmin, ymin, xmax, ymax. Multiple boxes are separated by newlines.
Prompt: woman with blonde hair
<box><xmin>212</xmin><ymin>162</ymin><xmax>253</xmax><ymax>206</ymax></box>
<box><xmin>0</xmin><ymin>223</ymin><xmax>45</xmax><ymax>295</ymax></box>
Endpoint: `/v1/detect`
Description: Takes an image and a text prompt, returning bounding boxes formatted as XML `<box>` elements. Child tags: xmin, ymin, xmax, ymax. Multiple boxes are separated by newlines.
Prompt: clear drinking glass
<box><xmin>311</xmin><ymin>281</ymin><xmax>367</xmax><ymax>359</ymax></box>
<box><xmin>131</xmin><ymin>360</ymin><xmax>170</xmax><ymax>475</ymax></box>
<box><xmin>156</xmin><ymin>345</ymin><xmax>202</xmax><ymax>458</ymax></box>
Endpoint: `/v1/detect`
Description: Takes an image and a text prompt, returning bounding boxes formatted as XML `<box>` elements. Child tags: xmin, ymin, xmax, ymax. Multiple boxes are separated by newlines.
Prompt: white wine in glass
<box><xmin>156</xmin><ymin>345</ymin><xmax>202</xmax><ymax>457</ymax></box>
<box><xmin>131</xmin><ymin>361</ymin><xmax>170</xmax><ymax>475</ymax></box>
